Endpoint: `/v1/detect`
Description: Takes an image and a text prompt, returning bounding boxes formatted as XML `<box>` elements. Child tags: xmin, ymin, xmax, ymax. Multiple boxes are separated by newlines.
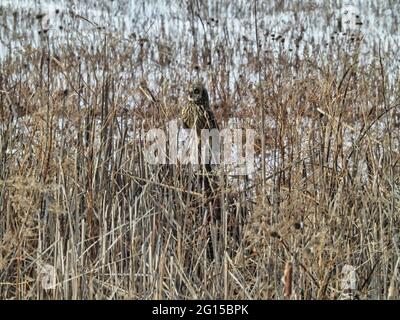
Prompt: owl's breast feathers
<box><xmin>182</xmin><ymin>101</ymin><xmax>218</xmax><ymax>133</ymax></box>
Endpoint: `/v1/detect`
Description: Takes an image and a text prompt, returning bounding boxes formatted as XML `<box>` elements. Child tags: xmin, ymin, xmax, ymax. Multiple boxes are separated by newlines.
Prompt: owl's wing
<box><xmin>204</xmin><ymin>108</ymin><xmax>219</xmax><ymax>130</ymax></box>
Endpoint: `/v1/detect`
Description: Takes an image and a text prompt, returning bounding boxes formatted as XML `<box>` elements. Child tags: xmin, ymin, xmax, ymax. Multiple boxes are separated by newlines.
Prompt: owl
<box><xmin>181</xmin><ymin>83</ymin><xmax>222</xmax><ymax>259</ymax></box>
<box><xmin>181</xmin><ymin>82</ymin><xmax>218</xmax><ymax>135</ymax></box>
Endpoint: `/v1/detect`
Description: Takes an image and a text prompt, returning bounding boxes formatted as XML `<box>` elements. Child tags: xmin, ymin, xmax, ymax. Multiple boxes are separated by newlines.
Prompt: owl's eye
<box><xmin>193</xmin><ymin>88</ymin><xmax>200</xmax><ymax>94</ymax></box>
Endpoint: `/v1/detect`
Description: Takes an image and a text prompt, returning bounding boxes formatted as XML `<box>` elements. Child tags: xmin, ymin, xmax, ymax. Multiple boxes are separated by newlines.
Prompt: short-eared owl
<box><xmin>181</xmin><ymin>82</ymin><xmax>218</xmax><ymax>134</ymax></box>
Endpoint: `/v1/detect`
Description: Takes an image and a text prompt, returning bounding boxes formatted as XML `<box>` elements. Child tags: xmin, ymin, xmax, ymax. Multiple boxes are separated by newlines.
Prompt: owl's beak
<box><xmin>188</xmin><ymin>95</ymin><xmax>193</xmax><ymax>102</ymax></box>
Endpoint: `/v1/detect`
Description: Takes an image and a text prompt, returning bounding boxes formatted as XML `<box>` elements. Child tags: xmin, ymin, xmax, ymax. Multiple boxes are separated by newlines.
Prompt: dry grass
<box><xmin>0</xmin><ymin>0</ymin><xmax>399</xmax><ymax>299</ymax></box>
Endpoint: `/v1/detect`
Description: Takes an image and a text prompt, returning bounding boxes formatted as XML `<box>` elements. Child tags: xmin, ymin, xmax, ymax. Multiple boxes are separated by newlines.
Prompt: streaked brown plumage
<box><xmin>182</xmin><ymin>82</ymin><xmax>221</xmax><ymax>261</ymax></box>
<box><xmin>181</xmin><ymin>82</ymin><xmax>219</xmax><ymax>176</ymax></box>
<box><xmin>181</xmin><ymin>82</ymin><xmax>218</xmax><ymax>134</ymax></box>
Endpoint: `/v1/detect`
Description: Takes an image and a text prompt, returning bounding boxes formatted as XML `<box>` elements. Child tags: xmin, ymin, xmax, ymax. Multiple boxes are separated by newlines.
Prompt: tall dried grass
<box><xmin>0</xmin><ymin>0</ymin><xmax>399</xmax><ymax>299</ymax></box>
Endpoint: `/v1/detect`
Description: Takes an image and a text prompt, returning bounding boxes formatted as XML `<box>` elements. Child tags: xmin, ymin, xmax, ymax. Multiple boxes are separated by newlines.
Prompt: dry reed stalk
<box><xmin>283</xmin><ymin>261</ymin><xmax>293</xmax><ymax>299</ymax></box>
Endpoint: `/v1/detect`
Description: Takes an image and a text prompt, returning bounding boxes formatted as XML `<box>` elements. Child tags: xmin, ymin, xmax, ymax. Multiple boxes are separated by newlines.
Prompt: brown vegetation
<box><xmin>0</xmin><ymin>1</ymin><xmax>399</xmax><ymax>299</ymax></box>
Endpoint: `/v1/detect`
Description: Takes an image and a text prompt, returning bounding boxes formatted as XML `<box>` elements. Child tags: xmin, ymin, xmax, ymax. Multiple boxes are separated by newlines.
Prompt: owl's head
<box><xmin>187</xmin><ymin>82</ymin><xmax>209</xmax><ymax>106</ymax></box>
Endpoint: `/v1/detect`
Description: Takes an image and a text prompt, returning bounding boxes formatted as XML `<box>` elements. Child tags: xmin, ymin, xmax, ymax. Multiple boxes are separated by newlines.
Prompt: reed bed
<box><xmin>0</xmin><ymin>0</ymin><xmax>399</xmax><ymax>299</ymax></box>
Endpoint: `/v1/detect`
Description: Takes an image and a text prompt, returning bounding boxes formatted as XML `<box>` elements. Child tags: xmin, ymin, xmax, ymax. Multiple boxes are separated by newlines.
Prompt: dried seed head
<box><xmin>293</xmin><ymin>222</ymin><xmax>303</xmax><ymax>230</ymax></box>
<box><xmin>303</xmin><ymin>247</ymin><xmax>313</xmax><ymax>259</ymax></box>
<box><xmin>270</xmin><ymin>231</ymin><xmax>281</xmax><ymax>239</ymax></box>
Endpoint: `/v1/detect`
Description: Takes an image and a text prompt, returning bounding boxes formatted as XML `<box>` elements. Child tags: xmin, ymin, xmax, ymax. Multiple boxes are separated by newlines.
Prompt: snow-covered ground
<box><xmin>1</xmin><ymin>0</ymin><xmax>399</xmax><ymax>83</ymax></box>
